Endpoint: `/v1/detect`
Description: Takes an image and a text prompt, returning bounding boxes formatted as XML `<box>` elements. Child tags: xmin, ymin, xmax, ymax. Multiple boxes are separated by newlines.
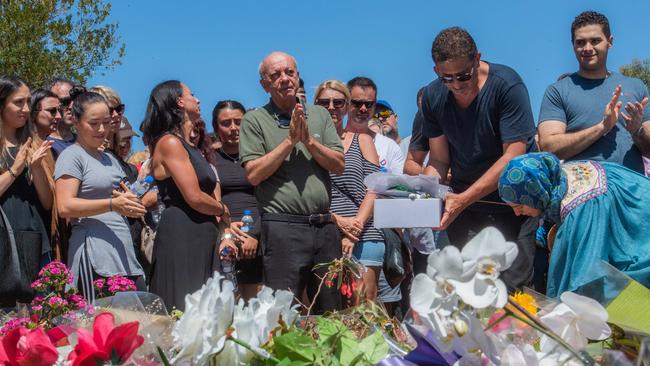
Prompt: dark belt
<box><xmin>261</xmin><ymin>212</ymin><xmax>333</xmax><ymax>225</ymax></box>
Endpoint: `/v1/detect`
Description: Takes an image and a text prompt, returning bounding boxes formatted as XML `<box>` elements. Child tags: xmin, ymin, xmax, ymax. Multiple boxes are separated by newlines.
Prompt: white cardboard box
<box><xmin>373</xmin><ymin>198</ymin><xmax>443</xmax><ymax>228</ymax></box>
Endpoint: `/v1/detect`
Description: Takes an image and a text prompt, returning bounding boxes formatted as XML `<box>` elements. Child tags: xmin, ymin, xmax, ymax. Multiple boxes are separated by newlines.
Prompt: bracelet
<box><xmin>634</xmin><ymin>126</ymin><xmax>645</xmax><ymax>137</ymax></box>
<box><xmin>7</xmin><ymin>168</ymin><xmax>18</xmax><ymax>179</ymax></box>
<box><xmin>109</xmin><ymin>197</ymin><xmax>113</xmax><ymax>212</ymax></box>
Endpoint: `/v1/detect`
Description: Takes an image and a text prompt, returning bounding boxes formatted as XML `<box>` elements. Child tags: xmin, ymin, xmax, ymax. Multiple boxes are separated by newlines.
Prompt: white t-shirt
<box><xmin>373</xmin><ymin>134</ymin><xmax>405</xmax><ymax>174</ymax></box>
<box><xmin>644</xmin><ymin>156</ymin><xmax>650</xmax><ymax>178</ymax></box>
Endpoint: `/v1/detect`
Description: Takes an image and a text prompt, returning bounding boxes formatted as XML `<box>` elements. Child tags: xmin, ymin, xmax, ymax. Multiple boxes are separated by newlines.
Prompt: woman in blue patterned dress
<box><xmin>498</xmin><ymin>152</ymin><xmax>650</xmax><ymax>297</ymax></box>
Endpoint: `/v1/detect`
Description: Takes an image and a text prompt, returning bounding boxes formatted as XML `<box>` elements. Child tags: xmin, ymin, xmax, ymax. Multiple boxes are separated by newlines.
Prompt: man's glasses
<box><xmin>109</xmin><ymin>104</ymin><xmax>125</xmax><ymax>115</ymax></box>
<box><xmin>39</xmin><ymin>107</ymin><xmax>60</xmax><ymax>118</ymax></box>
<box><xmin>374</xmin><ymin>110</ymin><xmax>393</xmax><ymax>119</ymax></box>
<box><xmin>315</xmin><ymin>98</ymin><xmax>346</xmax><ymax>109</ymax></box>
<box><xmin>350</xmin><ymin>99</ymin><xmax>375</xmax><ymax>109</ymax></box>
<box><xmin>438</xmin><ymin>64</ymin><xmax>475</xmax><ymax>84</ymax></box>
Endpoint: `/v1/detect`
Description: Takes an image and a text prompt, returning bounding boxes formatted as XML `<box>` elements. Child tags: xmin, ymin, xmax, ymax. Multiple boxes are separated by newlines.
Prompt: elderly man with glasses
<box><xmin>420</xmin><ymin>27</ymin><xmax>538</xmax><ymax>291</ymax></box>
<box><xmin>239</xmin><ymin>51</ymin><xmax>345</xmax><ymax>313</ymax></box>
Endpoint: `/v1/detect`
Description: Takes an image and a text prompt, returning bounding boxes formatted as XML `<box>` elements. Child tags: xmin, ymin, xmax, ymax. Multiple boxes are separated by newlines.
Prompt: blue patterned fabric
<box><xmin>498</xmin><ymin>152</ymin><xmax>567</xmax><ymax>224</ymax></box>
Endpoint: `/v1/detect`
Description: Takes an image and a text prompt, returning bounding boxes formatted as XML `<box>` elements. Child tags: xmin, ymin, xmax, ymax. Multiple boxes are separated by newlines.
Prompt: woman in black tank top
<box><xmin>141</xmin><ymin>80</ymin><xmax>228</xmax><ymax>312</ymax></box>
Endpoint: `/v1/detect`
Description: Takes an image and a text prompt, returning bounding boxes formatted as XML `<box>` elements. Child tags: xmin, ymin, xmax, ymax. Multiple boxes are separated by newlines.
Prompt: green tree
<box><xmin>620</xmin><ymin>59</ymin><xmax>650</xmax><ymax>91</ymax></box>
<box><xmin>0</xmin><ymin>0</ymin><xmax>125</xmax><ymax>87</ymax></box>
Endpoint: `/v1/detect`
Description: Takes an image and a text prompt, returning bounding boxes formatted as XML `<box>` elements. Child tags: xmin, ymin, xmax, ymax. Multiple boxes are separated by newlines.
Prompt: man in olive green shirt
<box><xmin>239</xmin><ymin>51</ymin><xmax>344</xmax><ymax>312</ymax></box>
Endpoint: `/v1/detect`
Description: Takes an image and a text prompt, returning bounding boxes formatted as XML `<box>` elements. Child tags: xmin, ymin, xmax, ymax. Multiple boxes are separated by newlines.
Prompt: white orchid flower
<box><xmin>500</xmin><ymin>343</ymin><xmax>585</xmax><ymax>366</ymax></box>
<box><xmin>450</xmin><ymin>227</ymin><xmax>518</xmax><ymax>309</ymax></box>
<box><xmin>172</xmin><ymin>272</ymin><xmax>236</xmax><ymax>365</ymax></box>
<box><xmin>411</xmin><ymin>246</ymin><xmax>470</xmax><ymax>338</ymax></box>
<box><xmin>249</xmin><ymin>287</ymin><xmax>299</xmax><ymax>341</ymax></box>
<box><xmin>539</xmin><ymin>292</ymin><xmax>611</xmax><ymax>351</ymax></box>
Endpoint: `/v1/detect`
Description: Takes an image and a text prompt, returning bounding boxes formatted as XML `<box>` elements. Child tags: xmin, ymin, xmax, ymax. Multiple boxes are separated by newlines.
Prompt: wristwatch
<box><xmin>634</xmin><ymin>126</ymin><xmax>645</xmax><ymax>137</ymax></box>
<box><xmin>221</xmin><ymin>233</ymin><xmax>234</xmax><ymax>242</ymax></box>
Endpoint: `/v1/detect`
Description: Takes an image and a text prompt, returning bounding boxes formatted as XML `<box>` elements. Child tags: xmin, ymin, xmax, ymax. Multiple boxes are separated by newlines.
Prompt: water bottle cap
<box><xmin>145</xmin><ymin>176</ymin><xmax>154</xmax><ymax>184</ymax></box>
<box><xmin>243</xmin><ymin>209</ymin><xmax>252</xmax><ymax>215</ymax></box>
<box><xmin>379</xmin><ymin>167</ymin><xmax>388</xmax><ymax>173</ymax></box>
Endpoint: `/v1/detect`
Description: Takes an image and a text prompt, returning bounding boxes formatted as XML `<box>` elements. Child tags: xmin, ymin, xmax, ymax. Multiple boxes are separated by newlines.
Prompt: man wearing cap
<box><xmin>239</xmin><ymin>51</ymin><xmax>345</xmax><ymax>313</ymax></box>
<box><xmin>374</xmin><ymin>100</ymin><xmax>401</xmax><ymax>144</ymax></box>
<box><xmin>114</xmin><ymin>116</ymin><xmax>139</xmax><ymax>163</ymax></box>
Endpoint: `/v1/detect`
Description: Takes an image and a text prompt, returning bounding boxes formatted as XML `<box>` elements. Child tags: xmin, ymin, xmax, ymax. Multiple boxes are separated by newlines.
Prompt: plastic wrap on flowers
<box><xmin>92</xmin><ymin>291</ymin><xmax>174</xmax><ymax>363</ymax></box>
<box><xmin>364</xmin><ymin>173</ymin><xmax>449</xmax><ymax>198</ymax></box>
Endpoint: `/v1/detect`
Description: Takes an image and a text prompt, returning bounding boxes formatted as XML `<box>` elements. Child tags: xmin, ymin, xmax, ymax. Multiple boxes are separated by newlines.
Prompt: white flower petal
<box><xmin>429</xmin><ymin>246</ymin><xmax>465</xmax><ymax>280</ymax></box>
<box><xmin>451</xmin><ymin>277</ymin><xmax>501</xmax><ymax>309</ymax></box>
<box><xmin>411</xmin><ymin>274</ymin><xmax>439</xmax><ymax>314</ymax></box>
<box><xmin>575</xmin><ymin>312</ymin><xmax>611</xmax><ymax>341</ymax></box>
<box><xmin>460</xmin><ymin>227</ymin><xmax>518</xmax><ymax>271</ymax></box>
<box><xmin>560</xmin><ymin>292</ymin><xmax>608</xmax><ymax>322</ymax></box>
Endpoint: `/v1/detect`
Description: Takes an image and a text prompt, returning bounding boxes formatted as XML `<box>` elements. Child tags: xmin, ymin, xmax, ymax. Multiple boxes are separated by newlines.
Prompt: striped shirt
<box><xmin>330</xmin><ymin>134</ymin><xmax>384</xmax><ymax>242</ymax></box>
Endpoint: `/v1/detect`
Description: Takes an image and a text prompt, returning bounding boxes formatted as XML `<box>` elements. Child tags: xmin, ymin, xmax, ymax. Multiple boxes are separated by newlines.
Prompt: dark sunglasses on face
<box><xmin>315</xmin><ymin>98</ymin><xmax>346</xmax><ymax>109</ymax></box>
<box><xmin>39</xmin><ymin>107</ymin><xmax>60</xmax><ymax>118</ymax></box>
<box><xmin>439</xmin><ymin>64</ymin><xmax>476</xmax><ymax>84</ymax></box>
<box><xmin>374</xmin><ymin>110</ymin><xmax>393</xmax><ymax>119</ymax></box>
<box><xmin>350</xmin><ymin>99</ymin><xmax>375</xmax><ymax>109</ymax></box>
<box><xmin>109</xmin><ymin>104</ymin><xmax>125</xmax><ymax>115</ymax></box>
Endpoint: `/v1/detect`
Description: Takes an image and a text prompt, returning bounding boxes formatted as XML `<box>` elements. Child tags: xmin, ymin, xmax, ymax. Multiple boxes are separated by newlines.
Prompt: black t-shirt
<box><xmin>408</xmin><ymin>110</ymin><xmax>428</xmax><ymax>152</ymax></box>
<box><xmin>421</xmin><ymin>62</ymin><xmax>536</xmax><ymax>210</ymax></box>
<box><xmin>214</xmin><ymin>149</ymin><xmax>260</xmax><ymax>236</ymax></box>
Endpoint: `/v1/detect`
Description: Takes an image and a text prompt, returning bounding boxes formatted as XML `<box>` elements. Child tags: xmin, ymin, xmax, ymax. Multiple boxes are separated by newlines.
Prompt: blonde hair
<box><xmin>89</xmin><ymin>85</ymin><xmax>122</xmax><ymax>107</ymax></box>
<box><xmin>314</xmin><ymin>80</ymin><xmax>351</xmax><ymax>103</ymax></box>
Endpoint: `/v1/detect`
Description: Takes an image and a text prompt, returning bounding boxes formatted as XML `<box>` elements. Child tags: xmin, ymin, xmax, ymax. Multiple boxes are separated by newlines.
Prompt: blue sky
<box><xmin>86</xmin><ymin>0</ymin><xmax>650</xmax><ymax>152</ymax></box>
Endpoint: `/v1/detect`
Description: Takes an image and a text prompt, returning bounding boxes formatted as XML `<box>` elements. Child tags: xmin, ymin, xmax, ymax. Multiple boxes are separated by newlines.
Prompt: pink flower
<box><xmin>47</xmin><ymin>296</ymin><xmax>67</xmax><ymax>307</ymax></box>
<box><xmin>67</xmin><ymin>313</ymin><xmax>144</xmax><ymax>366</ymax></box>
<box><xmin>94</xmin><ymin>279</ymin><xmax>105</xmax><ymax>290</ymax></box>
<box><xmin>0</xmin><ymin>318</ymin><xmax>30</xmax><ymax>336</ymax></box>
<box><xmin>0</xmin><ymin>326</ymin><xmax>59</xmax><ymax>366</ymax></box>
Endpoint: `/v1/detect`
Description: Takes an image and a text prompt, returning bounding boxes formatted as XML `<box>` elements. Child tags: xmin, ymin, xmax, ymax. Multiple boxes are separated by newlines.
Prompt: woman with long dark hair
<box><xmin>0</xmin><ymin>76</ymin><xmax>55</xmax><ymax>307</ymax></box>
<box><xmin>141</xmin><ymin>80</ymin><xmax>227</xmax><ymax>311</ymax></box>
<box><xmin>211</xmin><ymin>100</ymin><xmax>263</xmax><ymax>300</ymax></box>
<box><xmin>54</xmin><ymin>89</ymin><xmax>146</xmax><ymax>303</ymax></box>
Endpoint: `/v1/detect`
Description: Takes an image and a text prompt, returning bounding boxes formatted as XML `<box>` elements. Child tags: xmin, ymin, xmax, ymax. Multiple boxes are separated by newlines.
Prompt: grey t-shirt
<box><xmin>539</xmin><ymin>72</ymin><xmax>650</xmax><ymax>173</ymax></box>
<box><xmin>54</xmin><ymin>143</ymin><xmax>143</xmax><ymax>282</ymax></box>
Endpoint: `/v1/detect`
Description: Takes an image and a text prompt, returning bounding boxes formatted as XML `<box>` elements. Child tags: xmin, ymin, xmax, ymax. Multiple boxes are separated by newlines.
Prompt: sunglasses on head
<box><xmin>59</xmin><ymin>96</ymin><xmax>72</xmax><ymax>107</ymax></box>
<box><xmin>39</xmin><ymin>106</ymin><xmax>60</xmax><ymax>118</ymax></box>
<box><xmin>350</xmin><ymin>99</ymin><xmax>375</xmax><ymax>109</ymax></box>
<box><xmin>109</xmin><ymin>104</ymin><xmax>125</xmax><ymax>115</ymax></box>
<box><xmin>315</xmin><ymin>98</ymin><xmax>346</xmax><ymax>109</ymax></box>
<box><xmin>438</xmin><ymin>64</ymin><xmax>476</xmax><ymax>84</ymax></box>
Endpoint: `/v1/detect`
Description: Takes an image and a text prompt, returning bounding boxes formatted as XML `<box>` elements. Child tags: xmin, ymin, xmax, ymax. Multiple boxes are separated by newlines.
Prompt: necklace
<box><xmin>219</xmin><ymin>149</ymin><xmax>239</xmax><ymax>163</ymax></box>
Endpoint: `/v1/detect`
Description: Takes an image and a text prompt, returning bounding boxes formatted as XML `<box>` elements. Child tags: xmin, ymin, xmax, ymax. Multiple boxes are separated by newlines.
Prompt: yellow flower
<box><xmin>512</xmin><ymin>291</ymin><xmax>538</xmax><ymax>315</ymax></box>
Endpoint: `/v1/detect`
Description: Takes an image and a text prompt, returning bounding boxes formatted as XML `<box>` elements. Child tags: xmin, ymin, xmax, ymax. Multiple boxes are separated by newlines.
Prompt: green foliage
<box><xmin>253</xmin><ymin>316</ymin><xmax>389</xmax><ymax>366</ymax></box>
<box><xmin>0</xmin><ymin>0</ymin><xmax>125</xmax><ymax>87</ymax></box>
<box><xmin>620</xmin><ymin>59</ymin><xmax>650</xmax><ymax>91</ymax></box>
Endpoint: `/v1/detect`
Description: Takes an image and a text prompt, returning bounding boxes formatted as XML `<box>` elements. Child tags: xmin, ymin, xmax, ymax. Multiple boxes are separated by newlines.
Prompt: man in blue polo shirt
<box><xmin>421</xmin><ymin>27</ymin><xmax>538</xmax><ymax>290</ymax></box>
<box><xmin>538</xmin><ymin>11</ymin><xmax>650</xmax><ymax>173</ymax></box>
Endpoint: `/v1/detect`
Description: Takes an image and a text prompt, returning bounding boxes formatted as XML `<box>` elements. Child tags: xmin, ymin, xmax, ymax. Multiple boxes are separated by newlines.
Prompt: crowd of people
<box><xmin>1</xmin><ymin>10</ymin><xmax>649</xmax><ymax>314</ymax></box>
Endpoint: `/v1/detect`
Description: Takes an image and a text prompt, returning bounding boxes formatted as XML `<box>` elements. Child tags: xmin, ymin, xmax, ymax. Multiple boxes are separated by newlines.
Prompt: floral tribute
<box><xmin>94</xmin><ymin>276</ymin><xmax>137</xmax><ymax>298</ymax></box>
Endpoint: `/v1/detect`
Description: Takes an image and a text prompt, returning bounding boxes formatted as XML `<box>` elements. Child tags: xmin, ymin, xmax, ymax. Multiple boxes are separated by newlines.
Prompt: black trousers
<box><xmin>261</xmin><ymin>213</ymin><xmax>342</xmax><ymax>313</ymax></box>
<box><xmin>445</xmin><ymin>209</ymin><xmax>538</xmax><ymax>291</ymax></box>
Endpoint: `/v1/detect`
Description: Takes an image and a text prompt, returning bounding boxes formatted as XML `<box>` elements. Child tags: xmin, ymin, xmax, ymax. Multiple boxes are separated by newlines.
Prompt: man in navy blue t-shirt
<box><xmin>421</xmin><ymin>27</ymin><xmax>538</xmax><ymax>290</ymax></box>
<box><xmin>537</xmin><ymin>11</ymin><xmax>650</xmax><ymax>173</ymax></box>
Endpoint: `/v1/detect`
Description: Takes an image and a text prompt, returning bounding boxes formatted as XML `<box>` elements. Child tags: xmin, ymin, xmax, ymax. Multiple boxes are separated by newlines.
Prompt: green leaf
<box><xmin>273</xmin><ymin>330</ymin><xmax>320</xmax><ymax>365</ymax></box>
<box><xmin>356</xmin><ymin>331</ymin><xmax>389</xmax><ymax>364</ymax></box>
<box><xmin>316</xmin><ymin>317</ymin><xmax>354</xmax><ymax>347</ymax></box>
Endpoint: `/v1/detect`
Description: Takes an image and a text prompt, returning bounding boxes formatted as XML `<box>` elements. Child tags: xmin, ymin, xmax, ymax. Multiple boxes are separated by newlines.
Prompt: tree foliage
<box><xmin>0</xmin><ymin>0</ymin><xmax>125</xmax><ymax>87</ymax></box>
<box><xmin>620</xmin><ymin>59</ymin><xmax>650</xmax><ymax>91</ymax></box>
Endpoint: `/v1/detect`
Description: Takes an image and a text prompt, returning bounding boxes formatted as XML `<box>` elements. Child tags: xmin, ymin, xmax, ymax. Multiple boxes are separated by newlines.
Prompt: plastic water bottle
<box><xmin>150</xmin><ymin>186</ymin><xmax>165</xmax><ymax>226</ymax></box>
<box><xmin>241</xmin><ymin>210</ymin><xmax>254</xmax><ymax>234</ymax></box>
<box><xmin>130</xmin><ymin>176</ymin><xmax>154</xmax><ymax>198</ymax></box>
<box><xmin>220</xmin><ymin>246</ymin><xmax>237</xmax><ymax>292</ymax></box>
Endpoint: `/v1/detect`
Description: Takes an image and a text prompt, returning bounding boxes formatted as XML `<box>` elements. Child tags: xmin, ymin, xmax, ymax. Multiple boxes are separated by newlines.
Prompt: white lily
<box><xmin>450</xmin><ymin>227</ymin><xmax>518</xmax><ymax>309</ymax></box>
<box><xmin>539</xmin><ymin>291</ymin><xmax>611</xmax><ymax>351</ymax></box>
<box><xmin>172</xmin><ymin>272</ymin><xmax>236</xmax><ymax>365</ymax></box>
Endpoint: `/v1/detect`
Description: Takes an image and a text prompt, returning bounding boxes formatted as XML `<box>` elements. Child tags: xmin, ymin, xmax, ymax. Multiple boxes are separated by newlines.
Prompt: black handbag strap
<box><xmin>0</xmin><ymin>205</ymin><xmax>21</xmax><ymax>281</ymax></box>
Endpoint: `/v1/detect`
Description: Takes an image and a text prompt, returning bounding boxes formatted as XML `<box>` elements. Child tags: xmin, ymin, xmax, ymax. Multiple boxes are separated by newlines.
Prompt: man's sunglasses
<box><xmin>350</xmin><ymin>99</ymin><xmax>375</xmax><ymax>109</ymax></box>
<box><xmin>315</xmin><ymin>98</ymin><xmax>346</xmax><ymax>109</ymax></box>
<box><xmin>438</xmin><ymin>64</ymin><xmax>476</xmax><ymax>84</ymax></box>
<box><xmin>109</xmin><ymin>104</ymin><xmax>125</xmax><ymax>115</ymax></box>
<box><xmin>374</xmin><ymin>110</ymin><xmax>393</xmax><ymax>119</ymax></box>
<box><xmin>39</xmin><ymin>107</ymin><xmax>60</xmax><ymax>118</ymax></box>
